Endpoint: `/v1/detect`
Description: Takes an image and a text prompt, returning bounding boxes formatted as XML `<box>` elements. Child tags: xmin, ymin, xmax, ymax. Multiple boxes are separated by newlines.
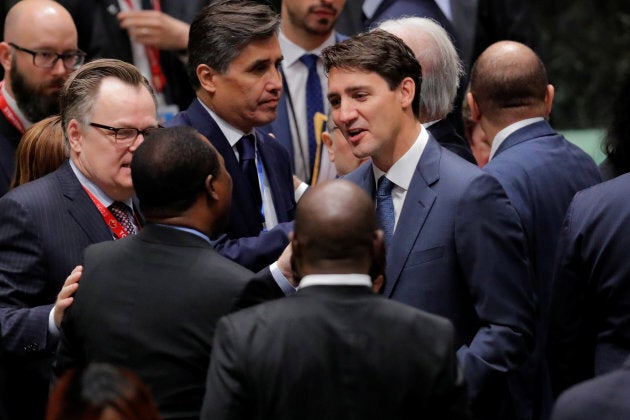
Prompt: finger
<box><xmin>58</xmin><ymin>282</ymin><xmax>79</xmax><ymax>300</ymax></box>
<box><xmin>56</xmin><ymin>296</ymin><xmax>74</xmax><ymax>311</ymax></box>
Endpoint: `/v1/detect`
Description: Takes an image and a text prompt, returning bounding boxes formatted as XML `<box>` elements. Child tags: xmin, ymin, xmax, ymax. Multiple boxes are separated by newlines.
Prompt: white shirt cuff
<box><xmin>270</xmin><ymin>261</ymin><xmax>297</xmax><ymax>296</ymax></box>
<box><xmin>48</xmin><ymin>307</ymin><xmax>60</xmax><ymax>338</ymax></box>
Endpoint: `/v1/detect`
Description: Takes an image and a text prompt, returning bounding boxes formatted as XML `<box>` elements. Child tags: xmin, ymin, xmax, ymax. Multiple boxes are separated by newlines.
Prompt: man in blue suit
<box><xmin>167</xmin><ymin>1</ymin><xmax>296</xmax><ymax>273</ymax></box>
<box><xmin>468</xmin><ymin>41</ymin><xmax>601</xmax><ymax>420</ymax></box>
<box><xmin>0</xmin><ymin>58</ymin><xmax>158</xmax><ymax>419</ymax></box>
<box><xmin>259</xmin><ymin>0</ymin><xmax>346</xmax><ymax>184</ymax></box>
<box><xmin>548</xmin><ymin>174</ymin><xmax>630</xmax><ymax>398</ymax></box>
<box><xmin>322</xmin><ymin>30</ymin><xmax>535</xmax><ymax>419</ymax></box>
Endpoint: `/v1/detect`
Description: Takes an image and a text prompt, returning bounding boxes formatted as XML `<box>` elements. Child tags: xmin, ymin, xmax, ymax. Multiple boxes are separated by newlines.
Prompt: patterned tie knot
<box><xmin>299</xmin><ymin>53</ymin><xmax>319</xmax><ymax>71</ymax></box>
<box><xmin>108</xmin><ymin>201</ymin><xmax>136</xmax><ymax>236</ymax></box>
<box><xmin>237</xmin><ymin>134</ymin><xmax>256</xmax><ymax>162</ymax></box>
<box><xmin>377</xmin><ymin>175</ymin><xmax>394</xmax><ymax>197</ymax></box>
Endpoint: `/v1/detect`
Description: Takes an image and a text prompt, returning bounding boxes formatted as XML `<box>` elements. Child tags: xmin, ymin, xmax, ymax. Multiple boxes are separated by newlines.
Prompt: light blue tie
<box><xmin>299</xmin><ymin>54</ymin><xmax>324</xmax><ymax>182</ymax></box>
<box><xmin>376</xmin><ymin>175</ymin><xmax>395</xmax><ymax>247</ymax></box>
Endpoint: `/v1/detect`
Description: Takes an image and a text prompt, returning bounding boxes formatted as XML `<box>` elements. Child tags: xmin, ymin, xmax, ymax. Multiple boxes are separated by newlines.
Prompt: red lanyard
<box><xmin>0</xmin><ymin>81</ymin><xmax>25</xmax><ymax>134</ymax></box>
<box><xmin>122</xmin><ymin>0</ymin><xmax>166</xmax><ymax>92</ymax></box>
<box><xmin>82</xmin><ymin>186</ymin><xmax>132</xmax><ymax>239</ymax></box>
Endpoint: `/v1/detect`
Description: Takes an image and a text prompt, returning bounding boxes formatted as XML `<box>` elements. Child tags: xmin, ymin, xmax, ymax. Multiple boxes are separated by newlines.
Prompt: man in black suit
<box><xmin>167</xmin><ymin>1</ymin><xmax>296</xmax><ymax>273</ymax></box>
<box><xmin>201</xmin><ymin>179</ymin><xmax>472</xmax><ymax>420</ymax></box>
<box><xmin>379</xmin><ymin>16</ymin><xmax>476</xmax><ymax>164</ymax></box>
<box><xmin>0</xmin><ymin>0</ymin><xmax>83</xmax><ymax>196</ymax></box>
<box><xmin>0</xmin><ymin>58</ymin><xmax>158</xmax><ymax>419</ymax></box>
<box><xmin>55</xmin><ymin>126</ymin><xmax>281</xmax><ymax>419</ymax></box>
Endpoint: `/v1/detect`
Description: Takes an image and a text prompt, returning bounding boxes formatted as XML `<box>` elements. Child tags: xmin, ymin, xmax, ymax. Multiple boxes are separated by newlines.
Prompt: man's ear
<box><xmin>321</xmin><ymin>132</ymin><xmax>335</xmax><ymax>163</ymax></box>
<box><xmin>544</xmin><ymin>84</ymin><xmax>555</xmax><ymax>117</ymax></box>
<box><xmin>0</xmin><ymin>42</ymin><xmax>12</xmax><ymax>73</ymax></box>
<box><xmin>399</xmin><ymin>77</ymin><xmax>416</xmax><ymax>110</ymax></box>
<box><xmin>467</xmin><ymin>92</ymin><xmax>481</xmax><ymax>122</ymax></box>
<box><xmin>205</xmin><ymin>174</ymin><xmax>219</xmax><ymax>201</ymax></box>
<box><xmin>197</xmin><ymin>64</ymin><xmax>219</xmax><ymax>94</ymax></box>
<box><xmin>67</xmin><ymin>119</ymin><xmax>83</xmax><ymax>153</ymax></box>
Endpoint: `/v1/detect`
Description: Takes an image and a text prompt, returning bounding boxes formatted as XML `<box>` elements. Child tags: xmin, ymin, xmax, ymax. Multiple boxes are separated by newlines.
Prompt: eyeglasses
<box><xmin>9</xmin><ymin>42</ymin><xmax>86</xmax><ymax>70</ymax></box>
<box><xmin>88</xmin><ymin>122</ymin><xmax>162</xmax><ymax>146</ymax></box>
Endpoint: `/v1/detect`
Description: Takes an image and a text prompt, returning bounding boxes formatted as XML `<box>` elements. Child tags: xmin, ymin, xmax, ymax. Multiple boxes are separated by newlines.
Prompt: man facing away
<box><xmin>468</xmin><ymin>40</ymin><xmax>602</xmax><ymax>420</ymax></box>
<box><xmin>323</xmin><ymin>30</ymin><xmax>535</xmax><ymax>419</ymax></box>
<box><xmin>0</xmin><ymin>0</ymin><xmax>84</xmax><ymax>196</ymax></box>
<box><xmin>167</xmin><ymin>0</ymin><xmax>296</xmax><ymax>274</ymax></box>
<box><xmin>55</xmin><ymin>126</ymin><xmax>284</xmax><ymax>419</ymax></box>
<box><xmin>202</xmin><ymin>179</ymin><xmax>472</xmax><ymax>420</ymax></box>
<box><xmin>0</xmin><ymin>58</ymin><xmax>158</xmax><ymax>419</ymax></box>
<box><xmin>259</xmin><ymin>0</ymin><xmax>346</xmax><ymax>183</ymax></box>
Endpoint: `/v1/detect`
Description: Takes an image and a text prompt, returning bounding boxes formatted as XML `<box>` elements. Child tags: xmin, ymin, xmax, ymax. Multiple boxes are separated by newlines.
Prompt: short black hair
<box><xmin>131</xmin><ymin>126</ymin><xmax>220</xmax><ymax>218</ymax></box>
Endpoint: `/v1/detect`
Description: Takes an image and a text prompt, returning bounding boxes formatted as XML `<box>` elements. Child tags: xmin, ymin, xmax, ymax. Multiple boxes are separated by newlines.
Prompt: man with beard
<box><xmin>0</xmin><ymin>0</ymin><xmax>83</xmax><ymax>196</ymax></box>
<box><xmin>259</xmin><ymin>0</ymin><xmax>346</xmax><ymax>184</ymax></box>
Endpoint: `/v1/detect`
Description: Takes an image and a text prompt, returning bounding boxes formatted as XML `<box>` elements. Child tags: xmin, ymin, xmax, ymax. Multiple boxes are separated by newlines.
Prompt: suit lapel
<box><xmin>57</xmin><ymin>161</ymin><xmax>113</xmax><ymax>243</ymax></box>
<box><xmin>384</xmin><ymin>137</ymin><xmax>440</xmax><ymax>297</ymax></box>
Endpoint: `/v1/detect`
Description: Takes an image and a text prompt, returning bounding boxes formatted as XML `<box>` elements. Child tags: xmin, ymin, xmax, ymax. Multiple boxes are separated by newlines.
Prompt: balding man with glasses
<box><xmin>0</xmin><ymin>0</ymin><xmax>85</xmax><ymax>197</ymax></box>
<box><xmin>0</xmin><ymin>57</ymin><xmax>160</xmax><ymax>419</ymax></box>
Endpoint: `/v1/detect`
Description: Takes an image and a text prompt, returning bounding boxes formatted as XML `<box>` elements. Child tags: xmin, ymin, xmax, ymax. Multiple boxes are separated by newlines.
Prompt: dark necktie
<box><xmin>108</xmin><ymin>201</ymin><xmax>137</xmax><ymax>237</ymax></box>
<box><xmin>237</xmin><ymin>134</ymin><xmax>262</xmax><ymax>209</ymax></box>
<box><xmin>376</xmin><ymin>176</ymin><xmax>395</xmax><ymax>248</ymax></box>
<box><xmin>299</xmin><ymin>54</ymin><xmax>324</xmax><ymax>180</ymax></box>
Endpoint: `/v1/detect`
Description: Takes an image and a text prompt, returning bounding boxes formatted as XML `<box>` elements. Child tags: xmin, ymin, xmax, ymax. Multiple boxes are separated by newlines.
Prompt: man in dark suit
<box><xmin>55</xmin><ymin>126</ymin><xmax>281</xmax><ymax>419</ymax></box>
<box><xmin>202</xmin><ymin>179</ymin><xmax>472</xmax><ymax>420</ymax></box>
<box><xmin>258</xmin><ymin>0</ymin><xmax>347</xmax><ymax>184</ymax></box>
<box><xmin>379</xmin><ymin>16</ymin><xmax>476</xmax><ymax>164</ymax></box>
<box><xmin>468</xmin><ymin>41</ymin><xmax>602</xmax><ymax>420</ymax></box>
<box><xmin>322</xmin><ymin>31</ymin><xmax>535</xmax><ymax>419</ymax></box>
<box><xmin>58</xmin><ymin>0</ymin><xmax>206</xmax><ymax>113</ymax></box>
<box><xmin>548</xmin><ymin>174</ymin><xmax>630</xmax><ymax>397</ymax></box>
<box><xmin>0</xmin><ymin>0</ymin><xmax>82</xmax><ymax>196</ymax></box>
<box><xmin>167</xmin><ymin>1</ymin><xmax>296</xmax><ymax>273</ymax></box>
<box><xmin>0</xmin><ymin>58</ymin><xmax>158</xmax><ymax>419</ymax></box>
<box><xmin>550</xmin><ymin>356</ymin><xmax>630</xmax><ymax>420</ymax></box>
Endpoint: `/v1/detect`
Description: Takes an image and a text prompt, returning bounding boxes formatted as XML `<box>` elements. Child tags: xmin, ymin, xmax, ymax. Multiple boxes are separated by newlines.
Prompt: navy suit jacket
<box><xmin>167</xmin><ymin>99</ymin><xmax>295</xmax><ymax>271</ymax></box>
<box><xmin>483</xmin><ymin>120</ymin><xmax>601</xmax><ymax>420</ymax></box>
<box><xmin>0</xmin><ymin>160</ymin><xmax>115</xmax><ymax>418</ymax></box>
<box><xmin>364</xmin><ymin>0</ymin><xmax>456</xmax><ymax>36</ymax></box>
<box><xmin>0</xmin><ymin>110</ymin><xmax>21</xmax><ymax>197</ymax></box>
<box><xmin>548</xmin><ymin>174</ymin><xmax>630</xmax><ymax>397</ymax></box>
<box><xmin>550</xmin><ymin>356</ymin><xmax>630</xmax><ymax>420</ymax></box>
<box><xmin>345</xmin><ymin>136</ymin><xmax>535</xmax><ymax>418</ymax></box>
<box><xmin>426</xmin><ymin>119</ymin><xmax>476</xmax><ymax>165</ymax></box>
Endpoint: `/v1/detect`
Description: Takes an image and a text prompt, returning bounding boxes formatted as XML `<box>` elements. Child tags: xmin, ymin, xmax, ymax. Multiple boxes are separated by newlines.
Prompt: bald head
<box><xmin>469</xmin><ymin>41</ymin><xmax>550</xmax><ymax>121</ymax></box>
<box><xmin>4</xmin><ymin>0</ymin><xmax>76</xmax><ymax>43</ymax></box>
<box><xmin>292</xmin><ymin>180</ymin><xmax>379</xmax><ymax>277</ymax></box>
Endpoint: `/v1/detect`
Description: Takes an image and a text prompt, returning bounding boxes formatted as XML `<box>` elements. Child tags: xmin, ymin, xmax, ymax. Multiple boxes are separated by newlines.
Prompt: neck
<box><xmin>197</xmin><ymin>91</ymin><xmax>252</xmax><ymax>133</ymax></box>
<box><xmin>373</xmin><ymin>119</ymin><xmax>422</xmax><ymax>172</ymax></box>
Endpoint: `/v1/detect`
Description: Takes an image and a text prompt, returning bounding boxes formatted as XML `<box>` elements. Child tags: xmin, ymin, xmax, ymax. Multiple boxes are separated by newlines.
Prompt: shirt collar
<box><xmin>298</xmin><ymin>273</ymin><xmax>372</xmax><ymax>290</ymax></box>
<box><xmin>279</xmin><ymin>30</ymin><xmax>337</xmax><ymax>68</ymax></box>
<box><xmin>154</xmin><ymin>224</ymin><xmax>211</xmax><ymax>244</ymax></box>
<box><xmin>2</xmin><ymin>80</ymin><xmax>33</xmax><ymax>130</ymax></box>
<box><xmin>197</xmin><ymin>98</ymin><xmax>255</xmax><ymax>148</ymax></box>
<box><xmin>489</xmin><ymin>117</ymin><xmax>544</xmax><ymax>160</ymax></box>
<box><xmin>372</xmin><ymin>127</ymin><xmax>428</xmax><ymax>191</ymax></box>
<box><xmin>69</xmin><ymin>159</ymin><xmax>133</xmax><ymax>208</ymax></box>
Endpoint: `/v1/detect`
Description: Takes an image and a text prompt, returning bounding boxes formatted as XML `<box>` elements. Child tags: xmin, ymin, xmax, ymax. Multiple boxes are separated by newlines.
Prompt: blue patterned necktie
<box><xmin>299</xmin><ymin>54</ymin><xmax>324</xmax><ymax>180</ymax></box>
<box><xmin>376</xmin><ymin>176</ymin><xmax>395</xmax><ymax>248</ymax></box>
<box><xmin>108</xmin><ymin>202</ymin><xmax>136</xmax><ymax>237</ymax></box>
<box><xmin>237</xmin><ymin>134</ymin><xmax>262</xmax><ymax>209</ymax></box>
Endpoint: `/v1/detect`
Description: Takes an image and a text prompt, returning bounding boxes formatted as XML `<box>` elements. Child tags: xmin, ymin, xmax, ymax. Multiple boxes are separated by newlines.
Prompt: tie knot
<box><xmin>377</xmin><ymin>176</ymin><xmax>394</xmax><ymax>196</ymax></box>
<box><xmin>299</xmin><ymin>54</ymin><xmax>319</xmax><ymax>71</ymax></box>
<box><xmin>109</xmin><ymin>201</ymin><xmax>130</xmax><ymax>213</ymax></box>
<box><xmin>237</xmin><ymin>134</ymin><xmax>256</xmax><ymax>161</ymax></box>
